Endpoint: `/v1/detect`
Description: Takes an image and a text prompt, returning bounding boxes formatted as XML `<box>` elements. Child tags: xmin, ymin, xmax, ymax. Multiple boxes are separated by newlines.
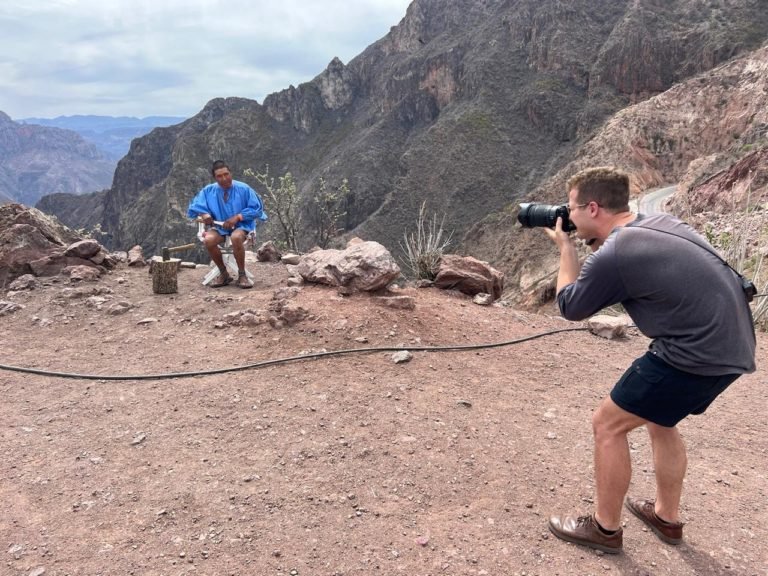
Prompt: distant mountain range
<box><xmin>0</xmin><ymin>113</ymin><xmax>186</xmax><ymax>207</ymax></box>
<box><xmin>18</xmin><ymin>115</ymin><xmax>186</xmax><ymax>160</ymax></box>
<box><xmin>0</xmin><ymin>111</ymin><xmax>115</xmax><ymax>206</ymax></box>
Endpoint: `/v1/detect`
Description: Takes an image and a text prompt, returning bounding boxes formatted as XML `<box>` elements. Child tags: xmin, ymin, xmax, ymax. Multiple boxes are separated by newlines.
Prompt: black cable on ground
<box><xmin>0</xmin><ymin>326</ymin><xmax>589</xmax><ymax>382</ymax></box>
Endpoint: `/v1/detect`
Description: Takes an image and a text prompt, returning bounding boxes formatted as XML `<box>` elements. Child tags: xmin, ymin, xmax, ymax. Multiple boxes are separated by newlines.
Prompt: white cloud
<box><xmin>0</xmin><ymin>0</ymin><xmax>411</xmax><ymax>119</ymax></box>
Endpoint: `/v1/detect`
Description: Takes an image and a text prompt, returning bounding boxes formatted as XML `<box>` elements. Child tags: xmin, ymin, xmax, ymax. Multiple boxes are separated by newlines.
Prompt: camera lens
<box><xmin>517</xmin><ymin>203</ymin><xmax>576</xmax><ymax>231</ymax></box>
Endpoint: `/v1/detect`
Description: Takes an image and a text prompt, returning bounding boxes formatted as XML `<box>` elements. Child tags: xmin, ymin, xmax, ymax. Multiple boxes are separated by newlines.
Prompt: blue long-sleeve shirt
<box><xmin>187</xmin><ymin>180</ymin><xmax>267</xmax><ymax>235</ymax></box>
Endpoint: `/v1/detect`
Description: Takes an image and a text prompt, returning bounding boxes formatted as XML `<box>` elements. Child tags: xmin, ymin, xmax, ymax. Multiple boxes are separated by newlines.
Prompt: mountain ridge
<box><xmin>0</xmin><ymin>111</ymin><xmax>115</xmax><ymax>207</ymax></box>
<box><xmin>18</xmin><ymin>115</ymin><xmax>186</xmax><ymax>161</ymax></box>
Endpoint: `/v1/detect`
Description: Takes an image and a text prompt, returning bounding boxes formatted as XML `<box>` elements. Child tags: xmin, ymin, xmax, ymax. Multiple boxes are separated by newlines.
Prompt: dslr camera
<box><xmin>517</xmin><ymin>202</ymin><xmax>577</xmax><ymax>232</ymax></box>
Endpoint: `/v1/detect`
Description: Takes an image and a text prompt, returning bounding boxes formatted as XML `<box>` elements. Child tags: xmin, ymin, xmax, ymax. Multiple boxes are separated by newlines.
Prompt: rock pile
<box><xmin>0</xmin><ymin>204</ymin><xmax>118</xmax><ymax>287</ymax></box>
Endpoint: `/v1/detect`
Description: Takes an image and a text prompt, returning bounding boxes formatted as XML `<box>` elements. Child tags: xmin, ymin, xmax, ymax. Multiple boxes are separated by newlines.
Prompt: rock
<box><xmin>392</xmin><ymin>350</ymin><xmax>413</xmax><ymax>364</ymax></box>
<box><xmin>286</xmin><ymin>276</ymin><xmax>304</xmax><ymax>287</ymax></box>
<box><xmin>282</xmin><ymin>253</ymin><xmax>301</xmax><ymax>265</ymax></box>
<box><xmin>65</xmin><ymin>265</ymin><xmax>102</xmax><ymax>282</ymax></box>
<box><xmin>256</xmin><ymin>241</ymin><xmax>282</xmax><ymax>262</ymax></box>
<box><xmin>131</xmin><ymin>433</ymin><xmax>147</xmax><ymax>446</ymax></box>
<box><xmin>296</xmin><ymin>239</ymin><xmax>400</xmax><ymax>292</ymax></box>
<box><xmin>0</xmin><ymin>300</ymin><xmax>24</xmax><ymax>316</ymax></box>
<box><xmin>587</xmin><ymin>314</ymin><xmax>631</xmax><ymax>339</ymax></box>
<box><xmin>65</xmin><ymin>239</ymin><xmax>101</xmax><ymax>259</ymax></box>
<box><xmin>278</xmin><ymin>304</ymin><xmax>309</xmax><ymax>327</ymax></box>
<box><xmin>127</xmin><ymin>245</ymin><xmax>146</xmax><ymax>267</ymax></box>
<box><xmin>241</xmin><ymin>312</ymin><xmax>265</xmax><ymax>326</ymax></box>
<box><xmin>434</xmin><ymin>255</ymin><xmax>504</xmax><ymax>300</ymax></box>
<box><xmin>85</xmin><ymin>296</ymin><xmax>109</xmax><ymax>309</ymax></box>
<box><xmin>29</xmin><ymin>252</ymin><xmax>97</xmax><ymax>278</ymax></box>
<box><xmin>107</xmin><ymin>301</ymin><xmax>134</xmax><ymax>315</ymax></box>
<box><xmin>9</xmin><ymin>274</ymin><xmax>38</xmax><ymax>291</ymax></box>
<box><xmin>473</xmin><ymin>293</ymin><xmax>494</xmax><ymax>306</ymax></box>
<box><xmin>137</xmin><ymin>317</ymin><xmax>158</xmax><ymax>325</ymax></box>
<box><xmin>89</xmin><ymin>249</ymin><xmax>108</xmax><ymax>265</ymax></box>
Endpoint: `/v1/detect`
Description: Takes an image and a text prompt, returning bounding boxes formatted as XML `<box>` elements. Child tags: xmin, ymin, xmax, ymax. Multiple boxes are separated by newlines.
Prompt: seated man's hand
<box><xmin>223</xmin><ymin>214</ymin><xmax>241</xmax><ymax>230</ymax></box>
<box><xmin>198</xmin><ymin>213</ymin><xmax>214</xmax><ymax>225</ymax></box>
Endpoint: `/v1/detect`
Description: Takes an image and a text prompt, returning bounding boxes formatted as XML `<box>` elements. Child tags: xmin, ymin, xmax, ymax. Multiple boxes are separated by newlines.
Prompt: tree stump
<box><xmin>150</xmin><ymin>257</ymin><xmax>181</xmax><ymax>294</ymax></box>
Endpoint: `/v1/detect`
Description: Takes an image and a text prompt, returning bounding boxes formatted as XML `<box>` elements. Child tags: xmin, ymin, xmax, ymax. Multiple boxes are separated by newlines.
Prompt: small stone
<box><xmin>392</xmin><ymin>350</ymin><xmax>413</xmax><ymax>364</ymax></box>
<box><xmin>131</xmin><ymin>433</ymin><xmax>147</xmax><ymax>446</ymax></box>
<box><xmin>137</xmin><ymin>317</ymin><xmax>158</xmax><ymax>325</ymax></box>
<box><xmin>473</xmin><ymin>293</ymin><xmax>494</xmax><ymax>306</ymax></box>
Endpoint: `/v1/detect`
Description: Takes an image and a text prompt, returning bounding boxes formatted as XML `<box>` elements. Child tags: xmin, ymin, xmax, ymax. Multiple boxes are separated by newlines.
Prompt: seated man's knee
<box><xmin>230</xmin><ymin>230</ymin><xmax>247</xmax><ymax>246</ymax></box>
<box><xmin>204</xmin><ymin>231</ymin><xmax>223</xmax><ymax>249</ymax></box>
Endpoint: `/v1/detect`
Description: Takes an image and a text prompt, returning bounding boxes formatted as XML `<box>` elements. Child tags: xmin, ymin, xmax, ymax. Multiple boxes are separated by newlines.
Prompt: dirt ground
<box><xmin>1</xmin><ymin>261</ymin><xmax>766</xmax><ymax>576</ymax></box>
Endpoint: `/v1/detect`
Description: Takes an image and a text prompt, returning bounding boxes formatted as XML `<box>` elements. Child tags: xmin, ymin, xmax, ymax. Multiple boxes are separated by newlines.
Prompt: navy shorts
<box><xmin>610</xmin><ymin>352</ymin><xmax>740</xmax><ymax>427</ymax></box>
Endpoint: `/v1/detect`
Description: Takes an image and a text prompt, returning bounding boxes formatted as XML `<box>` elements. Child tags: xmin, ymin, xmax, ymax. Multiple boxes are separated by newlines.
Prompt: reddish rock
<box><xmin>434</xmin><ymin>255</ymin><xmax>504</xmax><ymax>300</ymax></box>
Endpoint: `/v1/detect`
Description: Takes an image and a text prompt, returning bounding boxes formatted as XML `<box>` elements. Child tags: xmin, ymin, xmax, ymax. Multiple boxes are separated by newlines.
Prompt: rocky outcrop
<box><xmin>0</xmin><ymin>112</ymin><xmax>114</xmax><ymax>207</ymax></box>
<box><xmin>0</xmin><ymin>203</ymin><xmax>116</xmax><ymax>287</ymax></box>
<box><xmin>469</xmin><ymin>44</ymin><xmax>768</xmax><ymax>300</ymax></box>
<box><xmin>36</xmin><ymin>189</ymin><xmax>107</xmax><ymax>232</ymax></box>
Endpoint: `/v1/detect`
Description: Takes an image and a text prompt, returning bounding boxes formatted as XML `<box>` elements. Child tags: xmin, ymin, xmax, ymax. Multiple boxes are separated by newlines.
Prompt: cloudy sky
<box><xmin>0</xmin><ymin>0</ymin><xmax>412</xmax><ymax>120</ymax></box>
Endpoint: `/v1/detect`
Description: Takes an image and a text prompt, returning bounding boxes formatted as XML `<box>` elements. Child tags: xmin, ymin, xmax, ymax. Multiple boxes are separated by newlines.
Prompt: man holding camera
<box><xmin>541</xmin><ymin>166</ymin><xmax>755</xmax><ymax>554</ymax></box>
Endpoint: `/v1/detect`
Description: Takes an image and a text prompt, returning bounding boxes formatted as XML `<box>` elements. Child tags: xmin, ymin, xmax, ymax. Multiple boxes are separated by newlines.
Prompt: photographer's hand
<box><xmin>543</xmin><ymin>217</ymin><xmax>580</xmax><ymax>293</ymax></box>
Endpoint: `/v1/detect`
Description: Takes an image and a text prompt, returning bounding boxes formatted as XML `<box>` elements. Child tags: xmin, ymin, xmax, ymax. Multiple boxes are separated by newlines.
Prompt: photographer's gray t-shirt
<box><xmin>557</xmin><ymin>213</ymin><xmax>756</xmax><ymax>376</ymax></box>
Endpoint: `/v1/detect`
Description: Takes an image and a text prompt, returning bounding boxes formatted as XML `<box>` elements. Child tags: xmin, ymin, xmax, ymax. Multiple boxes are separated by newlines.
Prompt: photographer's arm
<box><xmin>544</xmin><ymin>217</ymin><xmax>580</xmax><ymax>294</ymax></box>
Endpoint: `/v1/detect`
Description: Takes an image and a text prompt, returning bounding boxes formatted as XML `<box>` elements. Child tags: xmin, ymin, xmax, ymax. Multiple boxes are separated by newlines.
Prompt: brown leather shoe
<box><xmin>625</xmin><ymin>497</ymin><xmax>683</xmax><ymax>545</ymax></box>
<box><xmin>548</xmin><ymin>514</ymin><xmax>622</xmax><ymax>554</ymax></box>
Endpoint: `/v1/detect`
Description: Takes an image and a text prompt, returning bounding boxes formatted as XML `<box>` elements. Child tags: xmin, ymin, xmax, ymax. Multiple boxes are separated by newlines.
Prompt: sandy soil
<box><xmin>1</xmin><ymin>261</ymin><xmax>766</xmax><ymax>576</ymax></box>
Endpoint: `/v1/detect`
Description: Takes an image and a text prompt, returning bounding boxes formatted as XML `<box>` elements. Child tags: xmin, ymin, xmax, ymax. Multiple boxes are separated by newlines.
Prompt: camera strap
<box><xmin>637</xmin><ymin>222</ymin><xmax>758</xmax><ymax>303</ymax></box>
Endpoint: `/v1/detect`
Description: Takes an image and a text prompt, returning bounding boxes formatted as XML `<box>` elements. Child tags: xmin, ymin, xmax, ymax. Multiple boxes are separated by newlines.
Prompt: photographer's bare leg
<box><xmin>647</xmin><ymin>423</ymin><xmax>686</xmax><ymax>523</ymax></box>
<box><xmin>592</xmin><ymin>398</ymin><xmax>646</xmax><ymax>530</ymax></box>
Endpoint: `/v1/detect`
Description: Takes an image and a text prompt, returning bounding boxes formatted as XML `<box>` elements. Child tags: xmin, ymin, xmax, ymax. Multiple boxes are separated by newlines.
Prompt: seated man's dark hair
<box><xmin>211</xmin><ymin>160</ymin><xmax>229</xmax><ymax>176</ymax></box>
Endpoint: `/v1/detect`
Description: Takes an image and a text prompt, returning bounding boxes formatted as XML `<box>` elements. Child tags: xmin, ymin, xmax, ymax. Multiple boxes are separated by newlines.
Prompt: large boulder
<box><xmin>0</xmin><ymin>203</ymin><xmax>112</xmax><ymax>287</ymax></box>
<box><xmin>434</xmin><ymin>254</ymin><xmax>504</xmax><ymax>300</ymax></box>
<box><xmin>296</xmin><ymin>238</ymin><xmax>401</xmax><ymax>292</ymax></box>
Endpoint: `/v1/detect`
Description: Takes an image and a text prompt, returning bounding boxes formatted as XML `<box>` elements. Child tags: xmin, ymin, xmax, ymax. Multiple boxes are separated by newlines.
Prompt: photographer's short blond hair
<box><xmin>566</xmin><ymin>167</ymin><xmax>630</xmax><ymax>213</ymax></box>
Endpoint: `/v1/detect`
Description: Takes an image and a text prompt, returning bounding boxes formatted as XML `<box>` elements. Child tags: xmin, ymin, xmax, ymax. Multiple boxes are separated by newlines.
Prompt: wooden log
<box><xmin>150</xmin><ymin>256</ymin><xmax>181</xmax><ymax>294</ymax></box>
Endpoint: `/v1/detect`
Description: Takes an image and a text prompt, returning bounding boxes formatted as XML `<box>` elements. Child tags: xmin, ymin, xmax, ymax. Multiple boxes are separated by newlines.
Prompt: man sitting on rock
<box><xmin>187</xmin><ymin>160</ymin><xmax>267</xmax><ymax>288</ymax></box>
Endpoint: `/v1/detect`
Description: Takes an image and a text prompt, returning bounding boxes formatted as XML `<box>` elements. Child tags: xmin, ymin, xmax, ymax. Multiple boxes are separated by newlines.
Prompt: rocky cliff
<box><xmin>469</xmin><ymin>43</ymin><xmax>768</xmax><ymax>298</ymax></box>
<box><xmin>0</xmin><ymin>112</ymin><xmax>115</xmax><ymax>207</ymax></box>
<box><xmin>34</xmin><ymin>0</ymin><xmax>768</xmax><ymax>282</ymax></box>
